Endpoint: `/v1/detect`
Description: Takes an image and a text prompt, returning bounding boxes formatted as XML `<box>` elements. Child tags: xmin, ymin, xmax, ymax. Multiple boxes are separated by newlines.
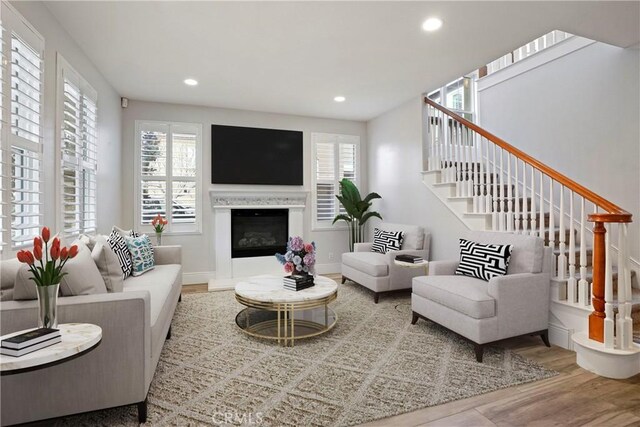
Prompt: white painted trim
<box><xmin>182</xmin><ymin>271</ymin><xmax>215</xmax><ymax>285</ymax></box>
<box><xmin>477</xmin><ymin>36</ymin><xmax>596</xmax><ymax>92</ymax></box>
<box><xmin>548</xmin><ymin>322</ymin><xmax>574</xmax><ymax>350</ymax></box>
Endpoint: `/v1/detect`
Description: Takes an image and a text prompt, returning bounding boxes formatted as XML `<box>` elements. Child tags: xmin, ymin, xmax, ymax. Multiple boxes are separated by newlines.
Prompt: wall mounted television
<box><xmin>211</xmin><ymin>124</ymin><xmax>303</xmax><ymax>185</ymax></box>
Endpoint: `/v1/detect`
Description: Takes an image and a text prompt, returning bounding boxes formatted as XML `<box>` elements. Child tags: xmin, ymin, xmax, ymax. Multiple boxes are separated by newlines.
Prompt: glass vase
<box><xmin>36</xmin><ymin>284</ymin><xmax>60</xmax><ymax>329</ymax></box>
<box><xmin>156</xmin><ymin>232</ymin><xmax>162</xmax><ymax>246</ymax></box>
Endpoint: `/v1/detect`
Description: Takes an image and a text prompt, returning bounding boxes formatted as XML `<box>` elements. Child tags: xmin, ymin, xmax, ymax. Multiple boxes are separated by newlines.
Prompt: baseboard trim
<box><xmin>182</xmin><ymin>271</ymin><xmax>215</xmax><ymax>285</ymax></box>
<box><xmin>549</xmin><ymin>322</ymin><xmax>574</xmax><ymax>350</ymax></box>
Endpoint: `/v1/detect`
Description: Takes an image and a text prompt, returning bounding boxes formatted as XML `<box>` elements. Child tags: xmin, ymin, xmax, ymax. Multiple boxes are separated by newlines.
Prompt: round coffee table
<box><xmin>0</xmin><ymin>323</ymin><xmax>102</xmax><ymax>376</ymax></box>
<box><xmin>235</xmin><ymin>275</ymin><xmax>338</xmax><ymax>347</ymax></box>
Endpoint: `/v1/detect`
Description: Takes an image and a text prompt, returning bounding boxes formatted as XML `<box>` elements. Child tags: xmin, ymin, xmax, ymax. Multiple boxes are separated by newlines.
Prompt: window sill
<box><xmin>312</xmin><ymin>225</ymin><xmax>349</xmax><ymax>232</ymax></box>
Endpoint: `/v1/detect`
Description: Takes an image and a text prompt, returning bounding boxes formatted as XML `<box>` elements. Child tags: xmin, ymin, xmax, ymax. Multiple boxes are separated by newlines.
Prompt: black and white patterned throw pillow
<box><xmin>371</xmin><ymin>228</ymin><xmax>404</xmax><ymax>254</ymax></box>
<box><xmin>108</xmin><ymin>227</ymin><xmax>135</xmax><ymax>279</ymax></box>
<box><xmin>455</xmin><ymin>238</ymin><xmax>513</xmax><ymax>281</ymax></box>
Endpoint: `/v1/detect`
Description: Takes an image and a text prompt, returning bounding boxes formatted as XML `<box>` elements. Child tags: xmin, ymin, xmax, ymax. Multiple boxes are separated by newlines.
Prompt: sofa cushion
<box><xmin>380</xmin><ymin>222</ymin><xmax>424</xmax><ymax>250</ymax></box>
<box><xmin>371</xmin><ymin>228</ymin><xmax>403</xmax><ymax>254</ymax></box>
<box><xmin>60</xmin><ymin>241</ymin><xmax>108</xmax><ymax>296</ymax></box>
<box><xmin>12</xmin><ymin>265</ymin><xmax>38</xmax><ymax>300</ymax></box>
<box><xmin>92</xmin><ymin>237</ymin><xmax>124</xmax><ymax>292</ymax></box>
<box><xmin>342</xmin><ymin>252</ymin><xmax>388</xmax><ymax>277</ymax></box>
<box><xmin>467</xmin><ymin>231</ymin><xmax>543</xmax><ymax>274</ymax></box>
<box><xmin>125</xmin><ymin>234</ymin><xmax>155</xmax><ymax>277</ymax></box>
<box><xmin>1</xmin><ymin>259</ymin><xmax>21</xmax><ymax>301</ymax></box>
<box><xmin>456</xmin><ymin>239</ymin><xmax>512</xmax><ymax>282</ymax></box>
<box><xmin>123</xmin><ymin>264</ymin><xmax>181</xmax><ymax>326</ymax></box>
<box><xmin>108</xmin><ymin>227</ymin><xmax>134</xmax><ymax>279</ymax></box>
<box><xmin>413</xmin><ymin>275</ymin><xmax>495</xmax><ymax>319</ymax></box>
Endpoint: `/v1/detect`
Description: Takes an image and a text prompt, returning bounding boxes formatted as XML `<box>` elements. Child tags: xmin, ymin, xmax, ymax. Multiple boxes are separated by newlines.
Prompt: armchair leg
<box><xmin>178</xmin><ymin>293</ymin><xmax>182</xmax><ymax>302</ymax></box>
<box><xmin>411</xmin><ymin>311</ymin><xmax>419</xmax><ymax>325</ymax></box>
<box><xmin>374</xmin><ymin>292</ymin><xmax>380</xmax><ymax>304</ymax></box>
<box><xmin>166</xmin><ymin>325</ymin><xmax>172</xmax><ymax>340</ymax></box>
<box><xmin>138</xmin><ymin>398</ymin><xmax>148</xmax><ymax>423</ymax></box>
<box><xmin>341</xmin><ymin>276</ymin><xmax>347</xmax><ymax>284</ymax></box>
<box><xmin>540</xmin><ymin>330</ymin><xmax>551</xmax><ymax>347</ymax></box>
<box><xmin>474</xmin><ymin>344</ymin><xmax>484</xmax><ymax>363</ymax></box>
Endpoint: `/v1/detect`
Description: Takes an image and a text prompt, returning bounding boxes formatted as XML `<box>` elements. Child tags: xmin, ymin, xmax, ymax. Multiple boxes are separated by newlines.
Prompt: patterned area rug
<box><xmin>57</xmin><ymin>281</ymin><xmax>556</xmax><ymax>426</ymax></box>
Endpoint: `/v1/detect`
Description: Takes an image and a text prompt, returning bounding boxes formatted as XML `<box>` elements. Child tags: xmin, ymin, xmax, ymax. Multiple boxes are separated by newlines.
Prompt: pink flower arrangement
<box><xmin>276</xmin><ymin>236</ymin><xmax>316</xmax><ymax>275</ymax></box>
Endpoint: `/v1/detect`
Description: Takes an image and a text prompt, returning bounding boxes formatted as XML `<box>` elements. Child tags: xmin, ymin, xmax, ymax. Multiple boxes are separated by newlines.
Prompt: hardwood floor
<box><xmin>181</xmin><ymin>277</ymin><xmax>640</xmax><ymax>427</ymax></box>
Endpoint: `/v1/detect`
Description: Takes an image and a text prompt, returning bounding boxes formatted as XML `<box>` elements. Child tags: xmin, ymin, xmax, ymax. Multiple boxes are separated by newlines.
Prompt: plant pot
<box><xmin>36</xmin><ymin>283</ymin><xmax>60</xmax><ymax>329</ymax></box>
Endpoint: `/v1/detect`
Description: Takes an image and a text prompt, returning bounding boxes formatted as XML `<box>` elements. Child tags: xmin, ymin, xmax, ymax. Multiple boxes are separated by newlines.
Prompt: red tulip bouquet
<box><xmin>16</xmin><ymin>227</ymin><xmax>79</xmax><ymax>287</ymax></box>
<box><xmin>16</xmin><ymin>227</ymin><xmax>79</xmax><ymax>328</ymax></box>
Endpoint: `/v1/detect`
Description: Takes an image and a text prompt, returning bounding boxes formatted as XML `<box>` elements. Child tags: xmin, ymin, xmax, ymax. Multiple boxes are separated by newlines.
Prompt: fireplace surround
<box><xmin>209</xmin><ymin>190</ymin><xmax>307</xmax><ymax>289</ymax></box>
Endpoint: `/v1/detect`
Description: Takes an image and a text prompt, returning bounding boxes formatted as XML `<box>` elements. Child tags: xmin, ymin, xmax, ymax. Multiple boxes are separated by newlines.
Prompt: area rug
<box><xmin>57</xmin><ymin>280</ymin><xmax>556</xmax><ymax>426</ymax></box>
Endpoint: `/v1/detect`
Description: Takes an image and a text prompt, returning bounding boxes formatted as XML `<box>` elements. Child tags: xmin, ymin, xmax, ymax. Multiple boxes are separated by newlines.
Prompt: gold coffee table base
<box><xmin>235</xmin><ymin>292</ymin><xmax>337</xmax><ymax>347</ymax></box>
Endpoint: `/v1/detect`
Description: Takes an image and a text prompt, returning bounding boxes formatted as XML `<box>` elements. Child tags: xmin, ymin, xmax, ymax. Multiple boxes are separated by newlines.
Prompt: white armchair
<box><xmin>341</xmin><ymin>223</ymin><xmax>431</xmax><ymax>303</ymax></box>
<box><xmin>411</xmin><ymin>231</ymin><xmax>552</xmax><ymax>362</ymax></box>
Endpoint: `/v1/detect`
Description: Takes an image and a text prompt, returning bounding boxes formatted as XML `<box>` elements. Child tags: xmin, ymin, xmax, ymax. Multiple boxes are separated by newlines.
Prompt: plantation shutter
<box><xmin>59</xmin><ymin>55</ymin><xmax>97</xmax><ymax>237</ymax></box>
<box><xmin>314</xmin><ymin>139</ymin><xmax>336</xmax><ymax>222</ymax></box>
<box><xmin>140</xmin><ymin>123</ymin><xmax>168</xmax><ymax>225</ymax></box>
<box><xmin>312</xmin><ymin>133</ymin><xmax>359</xmax><ymax>227</ymax></box>
<box><xmin>171</xmin><ymin>126</ymin><xmax>197</xmax><ymax>227</ymax></box>
<box><xmin>137</xmin><ymin>121</ymin><xmax>201</xmax><ymax>232</ymax></box>
<box><xmin>0</xmin><ymin>16</ymin><xmax>8</xmax><ymax>251</ymax></box>
<box><xmin>2</xmin><ymin>3</ymin><xmax>44</xmax><ymax>249</ymax></box>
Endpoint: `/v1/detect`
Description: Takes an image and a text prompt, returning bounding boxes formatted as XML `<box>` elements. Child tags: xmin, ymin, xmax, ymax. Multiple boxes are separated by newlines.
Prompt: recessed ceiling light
<box><xmin>422</xmin><ymin>17</ymin><xmax>443</xmax><ymax>32</ymax></box>
<box><xmin>184</xmin><ymin>78</ymin><xmax>198</xmax><ymax>86</ymax></box>
<box><xmin>334</xmin><ymin>96</ymin><xmax>346</xmax><ymax>102</ymax></box>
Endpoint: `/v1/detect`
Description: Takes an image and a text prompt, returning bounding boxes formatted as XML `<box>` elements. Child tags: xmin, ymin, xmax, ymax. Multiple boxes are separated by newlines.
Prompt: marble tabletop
<box><xmin>235</xmin><ymin>275</ymin><xmax>337</xmax><ymax>303</ymax></box>
<box><xmin>0</xmin><ymin>323</ymin><xmax>102</xmax><ymax>373</ymax></box>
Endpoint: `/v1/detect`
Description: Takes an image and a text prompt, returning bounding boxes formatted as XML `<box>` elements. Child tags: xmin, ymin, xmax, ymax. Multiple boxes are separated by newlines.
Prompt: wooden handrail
<box><xmin>424</xmin><ymin>97</ymin><xmax>632</xmax><ymax>223</ymax></box>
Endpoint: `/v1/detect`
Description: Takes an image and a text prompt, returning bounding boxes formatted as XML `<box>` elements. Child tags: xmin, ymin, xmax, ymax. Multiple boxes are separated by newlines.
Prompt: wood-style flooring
<box><xmin>181</xmin><ymin>277</ymin><xmax>640</xmax><ymax>427</ymax></box>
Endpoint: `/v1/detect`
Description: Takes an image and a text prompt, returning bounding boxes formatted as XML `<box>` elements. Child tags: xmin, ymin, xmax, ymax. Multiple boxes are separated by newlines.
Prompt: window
<box><xmin>56</xmin><ymin>54</ymin><xmax>98</xmax><ymax>238</ymax></box>
<box><xmin>135</xmin><ymin>121</ymin><xmax>202</xmax><ymax>234</ymax></box>
<box><xmin>0</xmin><ymin>3</ymin><xmax>44</xmax><ymax>253</ymax></box>
<box><xmin>312</xmin><ymin>133</ymin><xmax>359</xmax><ymax>229</ymax></box>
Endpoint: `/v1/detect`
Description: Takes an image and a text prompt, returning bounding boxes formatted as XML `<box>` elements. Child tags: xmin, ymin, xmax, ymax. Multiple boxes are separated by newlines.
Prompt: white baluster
<box><xmin>548</xmin><ymin>180</ymin><xmax>556</xmax><ymax>274</ymax></box>
<box><xmin>521</xmin><ymin>161</ymin><xmax>529</xmax><ymax>234</ymax></box>
<box><xmin>492</xmin><ymin>144</ymin><xmax>498</xmax><ymax>230</ymax></box>
<box><xmin>567</xmin><ymin>190</ymin><xmax>577</xmax><ymax>303</ymax></box>
<box><xmin>485</xmin><ymin>138</ymin><xmax>492</xmax><ymax>213</ymax></box>
<box><xmin>604</xmin><ymin>224</ymin><xmax>614</xmax><ymax>349</ymax></box>
<box><xmin>473</xmin><ymin>133</ymin><xmax>481</xmax><ymax>213</ymax></box>
<box><xmin>557</xmin><ymin>186</ymin><xmax>567</xmax><ymax>279</ymax></box>
<box><xmin>514</xmin><ymin>157</ymin><xmax>520</xmax><ymax>233</ymax></box>
<box><xmin>539</xmin><ymin>172</ymin><xmax>545</xmax><ymax>241</ymax></box>
<box><xmin>617</xmin><ymin>224</ymin><xmax>633</xmax><ymax>349</ymax></box>
<box><xmin>467</xmin><ymin>129</ymin><xmax>474</xmax><ymax>198</ymax></box>
<box><xmin>498</xmin><ymin>148</ymin><xmax>506</xmax><ymax>230</ymax></box>
<box><xmin>506</xmin><ymin>153</ymin><xmax>513</xmax><ymax>231</ymax></box>
<box><xmin>457</xmin><ymin>123</ymin><xmax>463</xmax><ymax>196</ymax></box>
<box><xmin>530</xmin><ymin>168</ymin><xmax>537</xmax><ymax>235</ymax></box>
<box><xmin>578</xmin><ymin>198</ymin><xmax>589</xmax><ymax>306</ymax></box>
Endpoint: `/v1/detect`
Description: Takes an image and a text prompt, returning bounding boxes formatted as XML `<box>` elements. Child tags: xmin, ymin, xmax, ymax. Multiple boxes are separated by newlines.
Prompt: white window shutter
<box><xmin>1</xmin><ymin>3</ymin><xmax>44</xmax><ymax>249</ymax></box>
<box><xmin>314</xmin><ymin>140</ymin><xmax>336</xmax><ymax>222</ymax></box>
<box><xmin>58</xmin><ymin>55</ymin><xmax>97</xmax><ymax>238</ymax></box>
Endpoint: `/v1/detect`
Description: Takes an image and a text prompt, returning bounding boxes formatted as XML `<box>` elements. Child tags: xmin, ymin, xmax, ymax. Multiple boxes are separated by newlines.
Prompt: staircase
<box><xmin>422</xmin><ymin>97</ymin><xmax>640</xmax><ymax>379</ymax></box>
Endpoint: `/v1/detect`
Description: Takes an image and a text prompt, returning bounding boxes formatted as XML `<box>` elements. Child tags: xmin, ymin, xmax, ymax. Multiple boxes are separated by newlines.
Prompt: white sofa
<box><xmin>411</xmin><ymin>231</ymin><xmax>552</xmax><ymax>362</ymax></box>
<box><xmin>0</xmin><ymin>245</ymin><xmax>182</xmax><ymax>425</ymax></box>
<box><xmin>341</xmin><ymin>223</ymin><xmax>430</xmax><ymax>303</ymax></box>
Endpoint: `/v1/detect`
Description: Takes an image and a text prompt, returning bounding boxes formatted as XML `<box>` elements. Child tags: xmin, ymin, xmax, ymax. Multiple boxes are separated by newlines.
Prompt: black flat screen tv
<box><xmin>211</xmin><ymin>125</ymin><xmax>303</xmax><ymax>185</ymax></box>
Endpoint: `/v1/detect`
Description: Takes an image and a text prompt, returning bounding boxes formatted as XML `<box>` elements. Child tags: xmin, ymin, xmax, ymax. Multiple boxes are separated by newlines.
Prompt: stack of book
<box><xmin>1</xmin><ymin>328</ymin><xmax>61</xmax><ymax>357</ymax></box>
<box><xmin>283</xmin><ymin>274</ymin><xmax>315</xmax><ymax>291</ymax></box>
<box><xmin>395</xmin><ymin>254</ymin><xmax>424</xmax><ymax>264</ymax></box>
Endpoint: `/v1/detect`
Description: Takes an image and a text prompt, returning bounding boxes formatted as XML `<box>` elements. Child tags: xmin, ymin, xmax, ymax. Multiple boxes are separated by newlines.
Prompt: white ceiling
<box><xmin>45</xmin><ymin>1</ymin><xmax>640</xmax><ymax>121</ymax></box>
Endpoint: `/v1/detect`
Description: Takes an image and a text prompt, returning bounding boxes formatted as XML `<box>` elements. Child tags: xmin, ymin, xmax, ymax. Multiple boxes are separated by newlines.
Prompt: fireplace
<box><xmin>231</xmin><ymin>209</ymin><xmax>288</xmax><ymax>258</ymax></box>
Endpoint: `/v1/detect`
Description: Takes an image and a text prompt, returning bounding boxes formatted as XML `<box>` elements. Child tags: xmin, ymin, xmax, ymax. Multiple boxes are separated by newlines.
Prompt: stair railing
<box><xmin>424</xmin><ymin>97</ymin><xmax>634</xmax><ymax>350</ymax></box>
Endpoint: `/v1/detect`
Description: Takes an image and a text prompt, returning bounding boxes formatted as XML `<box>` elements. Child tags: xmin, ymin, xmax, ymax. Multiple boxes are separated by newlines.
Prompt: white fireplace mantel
<box><xmin>209</xmin><ymin>189</ymin><xmax>308</xmax><ymax>209</ymax></box>
<box><xmin>209</xmin><ymin>189</ymin><xmax>308</xmax><ymax>290</ymax></box>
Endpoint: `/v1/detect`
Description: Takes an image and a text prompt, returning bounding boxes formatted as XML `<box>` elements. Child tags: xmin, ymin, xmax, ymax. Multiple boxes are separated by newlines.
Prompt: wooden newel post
<box><xmin>589</xmin><ymin>221</ymin><xmax>606</xmax><ymax>342</ymax></box>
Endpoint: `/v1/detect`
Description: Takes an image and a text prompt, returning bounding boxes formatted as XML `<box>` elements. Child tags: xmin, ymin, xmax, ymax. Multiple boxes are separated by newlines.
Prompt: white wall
<box><xmin>121</xmin><ymin>100</ymin><xmax>367</xmax><ymax>282</ymax></box>
<box><xmin>10</xmin><ymin>1</ymin><xmax>123</xmax><ymax>234</ymax></box>
<box><xmin>366</xmin><ymin>97</ymin><xmax>468</xmax><ymax>261</ymax></box>
<box><xmin>477</xmin><ymin>41</ymin><xmax>640</xmax><ymax>260</ymax></box>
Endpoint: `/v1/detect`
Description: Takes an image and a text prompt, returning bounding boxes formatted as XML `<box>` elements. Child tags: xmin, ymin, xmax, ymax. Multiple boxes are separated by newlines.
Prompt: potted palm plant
<box><xmin>332</xmin><ymin>179</ymin><xmax>382</xmax><ymax>252</ymax></box>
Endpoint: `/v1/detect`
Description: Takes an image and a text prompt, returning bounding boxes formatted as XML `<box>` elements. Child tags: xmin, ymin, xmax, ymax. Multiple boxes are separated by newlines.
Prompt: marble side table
<box><xmin>0</xmin><ymin>323</ymin><xmax>102</xmax><ymax>376</ymax></box>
